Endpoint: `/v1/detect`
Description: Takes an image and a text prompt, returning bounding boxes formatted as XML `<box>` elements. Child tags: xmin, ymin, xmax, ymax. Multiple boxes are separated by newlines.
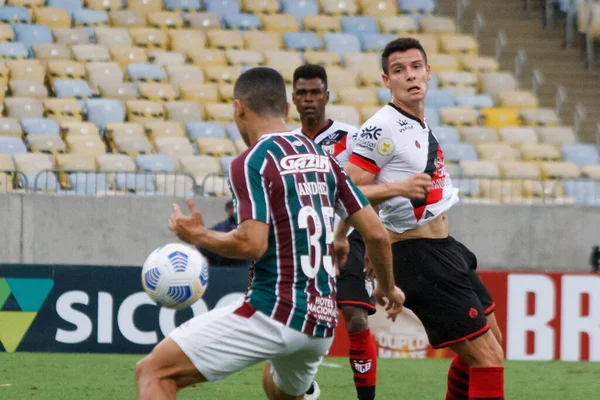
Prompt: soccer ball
<box><xmin>141</xmin><ymin>243</ymin><xmax>209</xmax><ymax>309</ymax></box>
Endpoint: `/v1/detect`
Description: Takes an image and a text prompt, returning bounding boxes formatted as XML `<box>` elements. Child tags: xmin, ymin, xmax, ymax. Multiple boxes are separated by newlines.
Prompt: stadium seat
<box><xmin>168</xmin><ymin>30</ymin><xmax>206</xmax><ymax>54</ymax></box>
<box><xmin>282</xmin><ymin>0</ymin><xmax>319</xmax><ymax>25</ymax></box>
<box><xmin>0</xmin><ymin>117</ymin><xmax>23</xmax><ymax>137</ymax></box>
<box><xmin>421</xmin><ymin>16</ymin><xmax>457</xmax><ymax>34</ymax></box>
<box><xmin>233</xmin><ymin>137</ymin><xmax>247</xmax><ymax>153</ymax></box>
<box><xmin>86</xmin><ymin>99</ymin><xmax>125</xmax><ymax>130</ymax></box>
<box><xmin>459</xmin><ymin>126</ymin><xmax>499</xmax><ymax>144</ymax></box>
<box><xmin>180</xmin><ymin>82</ymin><xmax>219</xmax><ymax>103</ymax></box>
<box><xmin>129</xmin><ymin>28</ymin><xmax>169</xmax><ymax>49</ymax></box>
<box><xmin>320</xmin><ymin>0</ymin><xmax>358</xmax><ymax>15</ymax></box>
<box><xmin>7</xmin><ymin>60</ymin><xmax>45</xmax><ymax>83</ymax></box>
<box><xmin>326</xmin><ymin>104</ymin><xmax>360</xmax><ymax>127</ymax></box>
<box><xmin>303</xmin><ymin>15</ymin><xmax>342</xmax><ymax>33</ymax></box>
<box><xmin>425</xmin><ymin>90</ymin><xmax>456</xmax><ymax>109</ymax></box>
<box><xmin>479</xmin><ymin>72</ymin><xmax>518</xmax><ymax>101</ymax></box>
<box><xmin>460</xmin><ymin>55</ymin><xmax>499</xmax><ymax>73</ymax></box>
<box><xmin>337</xmin><ymin>87</ymin><xmax>378</xmax><ymax>107</ymax></box>
<box><xmin>46</xmin><ymin>60</ymin><xmax>86</xmax><ymax>86</ymax></box>
<box><xmin>581</xmin><ymin>165</ymin><xmax>600</xmax><ymax>180</ymax></box>
<box><xmin>146</xmin><ymin>11</ymin><xmax>184</xmax><ymax>29</ymax></box>
<box><xmin>72</xmin><ymin>9</ymin><xmax>109</xmax><ymax>29</ymax></box>
<box><xmin>0</xmin><ymin>136</ymin><xmax>28</xmax><ymax>156</ymax></box>
<box><xmin>9</xmin><ymin>80</ymin><xmax>48</xmax><ymax>98</ymax></box>
<box><xmin>164</xmin><ymin>0</ymin><xmax>202</xmax><ymax>12</ymax></box>
<box><xmin>411</xmin><ymin>34</ymin><xmax>440</xmax><ymax>55</ymax></box>
<box><xmin>440</xmin><ymin>34</ymin><xmax>478</xmax><ymax>55</ymax></box>
<box><xmin>499</xmin><ymin>161</ymin><xmax>541</xmax><ymax>179</ymax></box>
<box><xmin>242</xmin><ymin>31</ymin><xmax>282</xmax><ymax>52</ymax></box>
<box><xmin>138</xmin><ymin>82</ymin><xmax>178</xmax><ymax>102</ymax></box>
<box><xmin>563</xmin><ymin>179</ymin><xmax>600</xmax><ymax>205</ymax></box>
<box><xmin>66</xmin><ymin>134</ymin><xmax>106</xmax><ymax>155</ymax></box>
<box><xmin>206</xmin><ymin>29</ymin><xmax>244</xmax><ymax>50</ymax></box>
<box><xmin>145</xmin><ymin>120</ymin><xmax>186</xmax><ymax>139</ymax></box>
<box><xmin>540</xmin><ymin>161</ymin><xmax>580</xmax><ymax>179</ymax></box>
<box><xmin>498</xmin><ymin>91</ymin><xmax>539</xmax><ymax>109</ymax></box>
<box><xmin>5</xmin><ymin>98</ymin><xmax>44</xmax><ymax>119</ymax></box>
<box><xmin>359</xmin><ymin>33</ymin><xmax>397</xmax><ymax>52</ymax></box>
<box><xmin>454</xmin><ymin>95</ymin><xmax>494</xmax><ymax>109</ymax></box>
<box><xmin>53</xmin><ymin>79</ymin><xmax>93</xmax><ymax>99</ymax></box>
<box><xmin>428</xmin><ymin>54</ymin><xmax>460</xmax><ymax>72</ymax></box>
<box><xmin>303</xmin><ymin>51</ymin><xmax>340</xmax><ymax>66</ymax></box>
<box><xmin>195</xmin><ymin>137</ymin><xmax>237</xmax><ymax>156</ymax></box>
<box><xmin>71</xmin><ymin>44</ymin><xmax>111</xmax><ymax>62</ymax></box>
<box><xmin>0</xmin><ymin>42</ymin><xmax>29</xmax><ymax>59</ymax></box>
<box><xmin>114</xmin><ymin>171</ymin><xmax>155</xmax><ymax>192</ymax></box>
<box><xmin>340</xmin><ymin>16</ymin><xmax>379</xmax><ymax>35</ymax></box>
<box><xmin>154</xmin><ymin>136</ymin><xmax>195</xmax><ymax>159</ymax></box>
<box><xmin>439</xmin><ymin>107</ymin><xmax>478</xmax><ymax>127</ymax></box>
<box><xmin>561</xmin><ymin>144</ymin><xmax>600</xmax><ymax>169</ymax></box>
<box><xmin>359</xmin><ymin>0</ymin><xmax>398</xmax><ymax>18</ymax></box>
<box><xmin>433</xmin><ymin>126</ymin><xmax>459</xmax><ymax>144</ymax></box>
<box><xmin>96</xmin><ymin>154</ymin><xmax>136</xmax><ymax>178</ymax></box>
<box><xmin>242</xmin><ymin>0</ymin><xmax>279</xmax><ymax>14</ymax></box>
<box><xmin>98</xmin><ymin>81</ymin><xmax>139</xmax><ymax>101</ymax></box>
<box><xmin>0</xmin><ymin>153</ymin><xmax>16</xmax><ymax>172</ymax></box>
<box><xmin>0</xmin><ymin>23</ymin><xmax>16</xmax><ymax>42</ymax></box>
<box><xmin>86</xmin><ymin>61</ymin><xmax>124</xmax><ymax>93</ymax></box>
<box><xmin>166</xmin><ymin>64</ymin><xmax>204</xmax><ymax>88</ymax></box>
<box><xmin>179</xmin><ymin>155</ymin><xmax>222</xmax><ymax>180</ymax></box>
<box><xmin>205</xmin><ymin>0</ymin><xmax>241</xmax><ymax>18</ymax></box>
<box><xmin>223</xmin><ymin>13</ymin><xmax>262</xmax><ymax>30</ymax></box>
<box><xmin>536</xmin><ymin>126</ymin><xmax>577</xmax><ymax>145</ymax></box>
<box><xmin>478</xmin><ymin>179</ymin><xmax>525</xmax><ymax>203</ymax></box>
<box><xmin>520</xmin><ymin>144</ymin><xmax>562</xmax><ymax>161</ymax></box>
<box><xmin>32</xmin><ymin>43</ymin><xmax>72</xmax><ymax>62</ymax></box>
<box><xmin>110</xmin><ymin>130</ymin><xmax>153</xmax><ymax>155</ymax></box>
<box><xmin>217</xmin><ymin>83</ymin><xmax>234</xmax><ymax>103</ymax></box>
<box><xmin>200</xmin><ymin>174</ymin><xmax>231</xmax><ymax>196</ymax></box>
<box><xmin>155</xmin><ymin>174</ymin><xmax>196</xmax><ymax>196</ymax></box>
<box><xmin>442</xmin><ymin>143</ymin><xmax>477</xmax><ymax>163</ymax></box>
<box><xmin>95</xmin><ymin>27</ymin><xmax>132</xmax><ymax>47</ymax></box>
<box><xmin>108</xmin><ymin>10</ymin><xmax>146</xmax><ymax>28</ymax></box>
<box><xmin>520</xmin><ymin>108</ymin><xmax>560</xmax><ymax>126</ymax></box>
<box><xmin>226</xmin><ymin>49</ymin><xmax>264</xmax><ymax>66</ymax></box>
<box><xmin>68</xmin><ymin>172</ymin><xmax>109</xmax><ymax>194</ymax></box>
<box><xmin>261</xmin><ymin>14</ymin><xmax>301</xmax><ymax>33</ymax></box>
<box><xmin>324</xmin><ymin>66</ymin><xmax>358</xmax><ymax>91</ymax></box>
<box><xmin>0</xmin><ymin>7</ymin><xmax>32</xmax><ymax>24</ymax></box>
<box><xmin>60</xmin><ymin>121</ymin><xmax>99</xmax><ymax>139</ymax></box>
<box><xmin>219</xmin><ymin>155</ymin><xmax>235</xmax><ymax>174</ymax></box>
<box><xmin>187</xmin><ymin>121</ymin><xmax>226</xmax><ymax>139</ymax></box>
<box><xmin>498</xmin><ymin>127</ymin><xmax>538</xmax><ymax>146</ymax></box>
<box><xmin>56</xmin><ymin>153</ymin><xmax>96</xmax><ymax>172</ymax></box>
<box><xmin>126</xmin><ymin>100</ymin><xmax>166</xmax><ymax>124</ymax></box>
<box><xmin>424</xmin><ymin>108</ymin><xmax>441</xmax><ymax>127</ymax></box>
<box><xmin>182</xmin><ymin>12</ymin><xmax>222</xmax><ymax>31</ymax></box>
<box><xmin>127</xmin><ymin>63</ymin><xmax>166</xmax><ymax>82</ymax></box>
<box><xmin>476</xmin><ymin>143</ymin><xmax>521</xmax><ymax>162</ymax></box>
<box><xmin>33</xmin><ymin>8</ymin><xmax>72</xmax><ymax>29</ymax></box>
<box><xmin>398</xmin><ymin>0</ymin><xmax>435</xmax><ymax>14</ymax></box>
<box><xmin>436</xmin><ymin>71</ymin><xmax>478</xmax><ymax>89</ymax></box>
<box><xmin>126</xmin><ymin>0</ymin><xmax>163</xmax><ymax>12</ymax></box>
<box><xmin>110</xmin><ymin>46</ymin><xmax>149</xmax><ymax>68</ymax></box>
<box><xmin>48</xmin><ymin>0</ymin><xmax>83</xmax><ymax>15</ymax></box>
<box><xmin>379</xmin><ymin>15</ymin><xmax>418</xmax><ymax>34</ymax></box>
<box><xmin>86</xmin><ymin>0</ymin><xmax>123</xmax><ymax>11</ymax></box>
<box><xmin>21</xmin><ymin>118</ymin><xmax>60</xmax><ymax>136</ymax></box>
<box><xmin>28</xmin><ymin>134</ymin><xmax>67</xmax><ymax>154</ymax></box>
<box><xmin>459</xmin><ymin>160</ymin><xmax>500</xmax><ymax>178</ymax></box>
<box><xmin>225</xmin><ymin>123</ymin><xmax>241</xmax><ymax>140</ymax></box>
<box><xmin>204</xmin><ymin>66</ymin><xmax>241</xmax><ymax>84</ymax></box>
<box><xmin>480</xmin><ymin>108</ymin><xmax>520</xmax><ymax>128</ymax></box>
<box><xmin>283</xmin><ymin>32</ymin><xmax>321</xmax><ymax>51</ymax></box>
<box><xmin>52</xmin><ymin>27</ymin><xmax>90</xmax><ymax>46</ymax></box>
<box><xmin>188</xmin><ymin>48</ymin><xmax>227</xmax><ymax>67</ymax></box>
<box><xmin>13</xmin><ymin>153</ymin><xmax>54</xmax><ymax>175</ymax></box>
<box><xmin>136</xmin><ymin>154</ymin><xmax>177</xmax><ymax>172</ymax></box>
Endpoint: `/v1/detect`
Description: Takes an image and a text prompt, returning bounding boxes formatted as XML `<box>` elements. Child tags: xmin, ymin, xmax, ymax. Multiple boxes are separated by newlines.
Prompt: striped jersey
<box><xmin>229</xmin><ymin>132</ymin><xmax>368</xmax><ymax>338</ymax></box>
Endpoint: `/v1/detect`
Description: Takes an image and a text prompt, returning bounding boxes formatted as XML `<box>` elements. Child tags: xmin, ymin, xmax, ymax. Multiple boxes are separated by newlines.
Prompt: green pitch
<box><xmin>0</xmin><ymin>353</ymin><xmax>598</xmax><ymax>399</ymax></box>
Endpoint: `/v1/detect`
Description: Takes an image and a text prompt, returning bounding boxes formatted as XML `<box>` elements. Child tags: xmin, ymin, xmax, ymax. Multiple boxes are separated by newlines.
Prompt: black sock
<box><xmin>306</xmin><ymin>382</ymin><xmax>315</xmax><ymax>395</ymax></box>
<box><xmin>357</xmin><ymin>386</ymin><xmax>375</xmax><ymax>400</ymax></box>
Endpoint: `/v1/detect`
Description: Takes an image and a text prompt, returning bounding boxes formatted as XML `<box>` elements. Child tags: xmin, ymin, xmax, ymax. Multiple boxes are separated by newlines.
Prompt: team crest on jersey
<box><xmin>377</xmin><ymin>138</ymin><xmax>395</xmax><ymax>156</ymax></box>
<box><xmin>280</xmin><ymin>154</ymin><xmax>330</xmax><ymax>175</ymax></box>
<box><xmin>319</xmin><ymin>129</ymin><xmax>348</xmax><ymax>146</ymax></box>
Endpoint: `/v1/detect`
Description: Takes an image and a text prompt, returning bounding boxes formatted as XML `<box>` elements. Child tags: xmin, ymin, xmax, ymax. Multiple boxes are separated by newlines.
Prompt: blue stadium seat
<box><xmin>340</xmin><ymin>16</ymin><xmax>379</xmax><ymax>35</ymax></box>
<box><xmin>224</xmin><ymin>13</ymin><xmax>262</xmax><ymax>30</ymax></box>
<box><xmin>442</xmin><ymin>143</ymin><xmax>478</xmax><ymax>162</ymax></box>
<box><xmin>424</xmin><ymin>108</ymin><xmax>441</xmax><ymax>127</ymax></box>
<box><xmin>26</xmin><ymin>171</ymin><xmax>59</xmax><ymax>192</ymax></box>
<box><xmin>561</xmin><ymin>144</ymin><xmax>600</xmax><ymax>169</ymax></box>
<box><xmin>205</xmin><ymin>0</ymin><xmax>242</xmax><ymax>18</ymax></box>
<box><xmin>0</xmin><ymin>42</ymin><xmax>29</xmax><ymax>59</ymax></box>
<box><xmin>425</xmin><ymin>89</ymin><xmax>456</xmax><ymax>109</ymax></box>
<box><xmin>136</xmin><ymin>154</ymin><xmax>177</xmax><ymax>172</ymax></box>
<box><xmin>47</xmin><ymin>0</ymin><xmax>84</xmax><ymax>16</ymax></box>
<box><xmin>283</xmin><ymin>32</ymin><xmax>321</xmax><ymax>51</ymax></box>
<box><xmin>564</xmin><ymin>179</ymin><xmax>600</xmax><ymax>205</ymax></box>
<box><xmin>378</xmin><ymin>88</ymin><xmax>391</xmax><ymax>104</ymax></box>
<box><xmin>53</xmin><ymin>79</ymin><xmax>94</xmax><ymax>99</ymax></box>
<box><xmin>70</xmin><ymin>173</ymin><xmax>109</xmax><ymax>195</ymax></box>
<box><xmin>187</xmin><ymin>122</ymin><xmax>226</xmax><ymax>139</ymax></box>
<box><xmin>398</xmin><ymin>0</ymin><xmax>436</xmax><ymax>14</ymax></box>
<box><xmin>359</xmin><ymin>33</ymin><xmax>397</xmax><ymax>52</ymax></box>
<box><xmin>220</xmin><ymin>155</ymin><xmax>236</xmax><ymax>174</ymax></box>
<box><xmin>429</xmin><ymin>73</ymin><xmax>440</xmax><ymax>90</ymax></box>
<box><xmin>165</xmin><ymin>0</ymin><xmax>202</xmax><ymax>12</ymax></box>
<box><xmin>281</xmin><ymin>0</ymin><xmax>319</xmax><ymax>25</ymax></box>
<box><xmin>452</xmin><ymin>178</ymin><xmax>480</xmax><ymax>197</ymax></box>
<box><xmin>225</xmin><ymin>123</ymin><xmax>241</xmax><ymax>140</ymax></box>
<box><xmin>127</xmin><ymin>64</ymin><xmax>167</xmax><ymax>82</ymax></box>
<box><xmin>433</xmin><ymin>126</ymin><xmax>460</xmax><ymax>144</ymax></box>
<box><xmin>0</xmin><ymin>137</ymin><xmax>28</xmax><ymax>156</ymax></box>
<box><xmin>0</xmin><ymin>7</ymin><xmax>32</xmax><ymax>24</ymax></box>
<box><xmin>323</xmin><ymin>33</ymin><xmax>361</xmax><ymax>56</ymax></box>
<box><xmin>115</xmin><ymin>173</ymin><xmax>156</xmax><ymax>192</ymax></box>
<box><xmin>455</xmin><ymin>95</ymin><xmax>495</xmax><ymax>109</ymax></box>
<box><xmin>72</xmin><ymin>9</ymin><xmax>109</xmax><ymax>27</ymax></box>
<box><xmin>86</xmin><ymin>99</ymin><xmax>125</xmax><ymax>130</ymax></box>
<box><xmin>12</xmin><ymin>24</ymin><xmax>53</xmax><ymax>55</ymax></box>
<box><xmin>21</xmin><ymin>118</ymin><xmax>60</xmax><ymax>136</ymax></box>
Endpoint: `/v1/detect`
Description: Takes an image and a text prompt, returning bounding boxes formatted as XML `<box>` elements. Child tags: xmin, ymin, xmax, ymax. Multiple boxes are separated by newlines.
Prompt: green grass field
<box><xmin>0</xmin><ymin>353</ymin><xmax>598</xmax><ymax>399</ymax></box>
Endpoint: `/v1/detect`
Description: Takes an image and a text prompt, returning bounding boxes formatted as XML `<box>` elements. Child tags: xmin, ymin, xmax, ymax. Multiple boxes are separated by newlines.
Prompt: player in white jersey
<box><xmin>291</xmin><ymin>64</ymin><xmax>376</xmax><ymax>400</ymax></box>
<box><xmin>336</xmin><ymin>39</ymin><xmax>505</xmax><ymax>400</ymax></box>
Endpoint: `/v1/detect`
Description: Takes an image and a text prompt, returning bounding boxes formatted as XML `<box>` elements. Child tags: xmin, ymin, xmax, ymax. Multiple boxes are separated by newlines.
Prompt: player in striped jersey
<box><xmin>135</xmin><ymin>67</ymin><xmax>405</xmax><ymax>400</ymax></box>
<box><xmin>291</xmin><ymin>64</ymin><xmax>377</xmax><ymax>400</ymax></box>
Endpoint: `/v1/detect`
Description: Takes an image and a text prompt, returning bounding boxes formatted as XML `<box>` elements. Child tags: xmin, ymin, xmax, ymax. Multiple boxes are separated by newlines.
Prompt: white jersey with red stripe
<box><xmin>349</xmin><ymin>103</ymin><xmax>459</xmax><ymax>234</ymax></box>
<box><xmin>292</xmin><ymin>119</ymin><xmax>359</xmax><ymax>169</ymax></box>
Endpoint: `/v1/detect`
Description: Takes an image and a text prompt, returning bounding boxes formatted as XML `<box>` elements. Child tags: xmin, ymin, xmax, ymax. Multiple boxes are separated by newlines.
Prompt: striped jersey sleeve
<box><xmin>229</xmin><ymin>146</ymin><xmax>271</xmax><ymax>225</ymax></box>
<box><xmin>330</xmin><ymin>156</ymin><xmax>369</xmax><ymax>220</ymax></box>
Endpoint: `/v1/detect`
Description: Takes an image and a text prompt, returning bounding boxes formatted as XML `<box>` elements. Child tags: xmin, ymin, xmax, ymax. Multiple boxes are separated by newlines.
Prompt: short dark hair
<box><xmin>233</xmin><ymin>67</ymin><xmax>287</xmax><ymax>117</ymax></box>
<box><xmin>293</xmin><ymin>64</ymin><xmax>328</xmax><ymax>89</ymax></box>
<box><xmin>225</xmin><ymin>200</ymin><xmax>233</xmax><ymax>210</ymax></box>
<box><xmin>381</xmin><ymin>38</ymin><xmax>428</xmax><ymax>74</ymax></box>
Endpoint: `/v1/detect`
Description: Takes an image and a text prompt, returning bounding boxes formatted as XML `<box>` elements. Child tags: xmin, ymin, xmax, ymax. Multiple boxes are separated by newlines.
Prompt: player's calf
<box><xmin>262</xmin><ymin>363</ymin><xmax>304</xmax><ymax>400</ymax></box>
<box><xmin>342</xmin><ymin>306</ymin><xmax>377</xmax><ymax>400</ymax></box>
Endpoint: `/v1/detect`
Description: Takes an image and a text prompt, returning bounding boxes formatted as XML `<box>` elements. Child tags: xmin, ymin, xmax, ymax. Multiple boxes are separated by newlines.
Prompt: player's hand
<box><xmin>363</xmin><ymin>255</ymin><xmax>376</xmax><ymax>279</ymax></box>
<box><xmin>333</xmin><ymin>235</ymin><xmax>350</xmax><ymax>277</ymax></box>
<box><xmin>374</xmin><ymin>286</ymin><xmax>405</xmax><ymax>322</ymax></box>
<box><xmin>169</xmin><ymin>198</ymin><xmax>206</xmax><ymax>245</ymax></box>
<box><xmin>397</xmin><ymin>173</ymin><xmax>432</xmax><ymax>200</ymax></box>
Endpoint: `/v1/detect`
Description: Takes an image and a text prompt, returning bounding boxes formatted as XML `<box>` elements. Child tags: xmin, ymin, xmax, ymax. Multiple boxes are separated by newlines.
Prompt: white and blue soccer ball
<box><xmin>141</xmin><ymin>243</ymin><xmax>209</xmax><ymax>309</ymax></box>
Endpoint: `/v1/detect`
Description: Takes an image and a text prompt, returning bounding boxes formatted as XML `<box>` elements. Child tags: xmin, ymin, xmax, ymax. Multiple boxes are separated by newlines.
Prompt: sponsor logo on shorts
<box><xmin>279</xmin><ymin>154</ymin><xmax>330</xmax><ymax>175</ymax></box>
<box><xmin>353</xmin><ymin>360</ymin><xmax>372</xmax><ymax>374</ymax></box>
<box><xmin>469</xmin><ymin>307</ymin><xmax>479</xmax><ymax>319</ymax></box>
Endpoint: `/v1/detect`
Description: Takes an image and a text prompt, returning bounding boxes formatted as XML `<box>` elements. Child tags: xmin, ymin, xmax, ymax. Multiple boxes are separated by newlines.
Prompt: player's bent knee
<box><xmin>342</xmin><ymin>307</ymin><xmax>369</xmax><ymax>334</ymax></box>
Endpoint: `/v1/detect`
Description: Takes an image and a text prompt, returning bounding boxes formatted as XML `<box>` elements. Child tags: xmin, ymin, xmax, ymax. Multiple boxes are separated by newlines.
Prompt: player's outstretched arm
<box><xmin>169</xmin><ymin>198</ymin><xmax>269</xmax><ymax>261</ymax></box>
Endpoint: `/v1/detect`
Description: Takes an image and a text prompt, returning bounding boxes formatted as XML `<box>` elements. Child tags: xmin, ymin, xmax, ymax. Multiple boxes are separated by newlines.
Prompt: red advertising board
<box><xmin>329</xmin><ymin>272</ymin><xmax>600</xmax><ymax>362</ymax></box>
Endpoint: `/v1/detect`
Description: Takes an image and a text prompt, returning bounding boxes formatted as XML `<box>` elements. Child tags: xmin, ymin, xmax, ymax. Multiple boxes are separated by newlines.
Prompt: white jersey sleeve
<box><xmin>348</xmin><ymin>118</ymin><xmax>396</xmax><ymax>175</ymax></box>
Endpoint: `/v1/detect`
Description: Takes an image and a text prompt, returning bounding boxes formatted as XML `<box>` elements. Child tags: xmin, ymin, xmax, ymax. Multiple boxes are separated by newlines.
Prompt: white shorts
<box><xmin>170</xmin><ymin>300</ymin><xmax>334</xmax><ymax>396</ymax></box>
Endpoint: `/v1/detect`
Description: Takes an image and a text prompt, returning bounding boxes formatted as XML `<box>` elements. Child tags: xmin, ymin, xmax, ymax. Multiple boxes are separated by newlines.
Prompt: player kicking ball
<box><xmin>134</xmin><ymin>67</ymin><xmax>405</xmax><ymax>400</ymax></box>
<box><xmin>337</xmin><ymin>38</ymin><xmax>505</xmax><ymax>400</ymax></box>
